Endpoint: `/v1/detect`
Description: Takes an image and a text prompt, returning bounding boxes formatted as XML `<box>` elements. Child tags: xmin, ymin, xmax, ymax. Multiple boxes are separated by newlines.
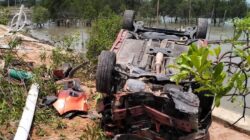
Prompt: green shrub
<box><xmin>0</xmin><ymin>7</ymin><xmax>10</xmax><ymax>25</ymax></box>
<box><xmin>86</xmin><ymin>14</ymin><xmax>121</xmax><ymax>63</ymax></box>
<box><xmin>32</xmin><ymin>6</ymin><xmax>49</xmax><ymax>27</ymax></box>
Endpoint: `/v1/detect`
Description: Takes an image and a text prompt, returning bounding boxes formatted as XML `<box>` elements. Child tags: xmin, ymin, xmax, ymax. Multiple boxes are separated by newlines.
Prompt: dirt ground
<box><xmin>209</xmin><ymin>121</ymin><xmax>250</xmax><ymax>140</ymax></box>
<box><xmin>31</xmin><ymin>117</ymin><xmax>96</xmax><ymax>140</ymax></box>
<box><xmin>29</xmin><ymin>117</ymin><xmax>250</xmax><ymax>140</ymax></box>
<box><xmin>1</xmin><ymin>25</ymin><xmax>250</xmax><ymax>140</ymax></box>
<box><xmin>0</xmin><ymin>25</ymin><xmax>53</xmax><ymax>66</ymax></box>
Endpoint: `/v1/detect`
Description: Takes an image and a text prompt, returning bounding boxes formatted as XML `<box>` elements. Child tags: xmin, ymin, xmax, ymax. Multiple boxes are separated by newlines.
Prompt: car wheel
<box><xmin>122</xmin><ymin>10</ymin><xmax>135</xmax><ymax>31</ymax></box>
<box><xmin>96</xmin><ymin>51</ymin><xmax>116</xmax><ymax>94</ymax></box>
<box><xmin>196</xmin><ymin>18</ymin><xmax>208</xmax><ymax>39</ymax></box>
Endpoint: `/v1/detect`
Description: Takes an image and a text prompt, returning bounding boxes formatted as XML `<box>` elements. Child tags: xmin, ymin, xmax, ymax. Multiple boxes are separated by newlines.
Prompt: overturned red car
<box><xmin>96</xmin><ymin>10</ymin><xmax>213</xmax><ymax>140</ymax></box>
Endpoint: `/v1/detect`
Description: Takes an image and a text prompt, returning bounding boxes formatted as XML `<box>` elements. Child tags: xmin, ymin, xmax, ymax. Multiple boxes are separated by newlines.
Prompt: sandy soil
<box><xmin>0</xmin><ymin>25</ymin><xmax>53</xmax><ymax>66</ymax></box>
<box><xmin>210</xmin><ymin>121</ymin><xmax>250</xmax><ymax>140</ymax></box>
<box><xmin>31</xmin><ymin>117</ymin><xmax>96</xmax><ymax>140</ymax></box>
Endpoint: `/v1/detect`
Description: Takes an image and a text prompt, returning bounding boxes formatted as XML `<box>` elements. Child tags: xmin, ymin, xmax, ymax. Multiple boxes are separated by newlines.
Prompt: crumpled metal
<box><xmin>53</xmin><ymin>89</ymin><xmax>88</xmax><ymax>115</ymax></box>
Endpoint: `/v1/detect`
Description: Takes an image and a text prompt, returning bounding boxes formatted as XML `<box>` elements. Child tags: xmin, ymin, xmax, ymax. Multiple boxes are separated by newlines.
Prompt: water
<box><xmin>29</xmin><ymin>23</ymin><xmax>89</xmax><ymax>53</ymax></box>
<box><xmin>208</xmin><ymin>25</ymin><xmax>250</xmax><ymax>116</ymax></box>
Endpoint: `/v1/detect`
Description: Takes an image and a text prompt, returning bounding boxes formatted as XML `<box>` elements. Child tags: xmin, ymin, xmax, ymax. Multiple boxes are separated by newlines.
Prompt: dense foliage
<box><xmin>0</xmin><ymin>7</ymin><xmax>10</xmax><ymax>25</ymax></box>
<box><xmin>171</xmin><ymin>44</ymin><xmax>247</xmax><ymax>107</ymax></box>
<box><xmin>171</xmin><ymin>15</ymin><xmax>250</xmax><ymax>123</ymax></box>
<box><xmin>31</xmin><ymin>6</ymin><xmax>49</xmax><ymax>28</ymax></box>
<box><xmin>35</xmin><ymin>0</ymin><xmax>249</xmax><ymax>23</ymax></box>
<box><xmin>1</xmin><ymin>0</ymin><xmax>247</xmax><ymax>26</ymax></box>
<box><xmin>86</xmin><ymin>14</ymin><xmax>121</xmax><ymax>62</ymax></box>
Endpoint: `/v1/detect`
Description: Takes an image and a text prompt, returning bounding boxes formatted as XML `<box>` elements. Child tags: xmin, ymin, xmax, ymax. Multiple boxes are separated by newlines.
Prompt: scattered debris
<box><xmin>56</xmin><ymin>78</ymin><xmax>83</xmax><ymax>92</ymax></box>
<box><xmin>8</xmin><ymin>69</ymin><xmax>32</xmax><ymax>81</ymax></box>
<box><xmin>53</xmin><ymin>63</ymin><xmax>73</xmax><ymax>80</ymax></box>
<box><xmin>42</xmin><ymin>96</ymin><xmax>58</xmax><ymax>106</ymax></box>
<box><xmin>53</xmin><ymin>89</ymin><xmax>88</xmax><ymax>115</ymax></box>
<box><xmin>52</xmin><ymin>77</ymin><xmax>89</xmax><ymax>117</ymax></box>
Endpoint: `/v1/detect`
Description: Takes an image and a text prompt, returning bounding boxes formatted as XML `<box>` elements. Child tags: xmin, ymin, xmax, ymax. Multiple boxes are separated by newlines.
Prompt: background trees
<box><xmin>31</xmin><ymin>6</ymin><xmax>49</xmax><ymax>28</ymax></box>
<box><xmin>0</xmin><ymin>0</ymin><xmax>239</xmax><ymax>25</ymax></box>
<box><xmin>0</xmin><ymin>0</ymin><xmax>248</xmax><ymax>25</ymax></box>
<box><xmin>0</xmin><ymin>6</ymin><xmax>10</xmax><ymax>25</ymax></box>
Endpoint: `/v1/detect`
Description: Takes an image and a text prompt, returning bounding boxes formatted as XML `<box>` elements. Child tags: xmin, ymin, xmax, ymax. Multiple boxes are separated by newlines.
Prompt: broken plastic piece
<box><xmin>42</xmin><ymin>96</ymin><xmax>57</xmax><ymax>106</ymax></box>
<box><xmin>53</xmin><ymin>63</ymin><xmax>72</xmax><ymax>80</ymax></box>
<box><xmin>53</xmin><ymin>89</ymin><xmax>88</xmax><ymax>115</ymax></box>
<box><xmin>56</xmin><ymin>78</ymin><xmax>83</xmax><ymax>92</ymax></box>
<box><xmin>53</xmin><ymin>70</ymin><xmax>65</xmax><ymax>79</ymax></box>
<box><xmin>8</xmin><ymin>69</ymin><xmax>32</xmax><ymax>81</ymax></box>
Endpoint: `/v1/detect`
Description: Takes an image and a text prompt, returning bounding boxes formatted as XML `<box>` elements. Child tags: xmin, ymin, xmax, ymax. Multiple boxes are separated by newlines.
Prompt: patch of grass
<box><xmin>55</xmin><ymin>120</ymin><xmax>67</xmax><ymax>130</ymax></box>
<box><xmin>35</xmin><ymin>126</ymin><xmax>48</xmax><ymax>137</ymax></box>
<box><xmin>0</xmin><ymin>79</ymin><xmax>27</xmax><ymax>124</ymax></box>
<box><xmin>34</xmin><ymin>108</ymin><xmax>59</xmax><ymax>124</ymax></box>
<box><xmin>86</xmin><ymin>14</ymin><xmax>121</xmax><ymax>63</ymax></box>
<box><xmin>51</xmin><ymin>47</ymin><xmax>86</xmax><ymax>67</ymax></box>
<box><xmin>0</xmin><ymin>7</ymin><xmax>10</xmax><ymax>25</ymax></box>
<box><xmin>59</xmin><ymin>134</ymin><xmax>67</xmax><ymax>140</ymax></box>
<box><xmin>79</xmin><ymin>124</ymin><xmax>107</xmax><ymax>140</ymax></box>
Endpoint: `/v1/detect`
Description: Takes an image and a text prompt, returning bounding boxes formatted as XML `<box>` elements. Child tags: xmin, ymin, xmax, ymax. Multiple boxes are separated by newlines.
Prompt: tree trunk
<box><xmin>163</xmin><ymin>16</ymin><xmax>167</xmax><ymax>29</ymax></box>
<box><xmin>213</xmin><ymin>17</ymin><xmax>216</xmax><ymax>26</ymax></box>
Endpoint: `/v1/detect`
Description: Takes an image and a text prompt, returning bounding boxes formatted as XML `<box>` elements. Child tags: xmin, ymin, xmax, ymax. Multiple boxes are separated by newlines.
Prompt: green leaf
<box><xmin>201</xmin><ymin>48</ymin><xmax>209</xmax><ymax>64</ymax></box>
<box><xmin>170</xmin><ymin>71</ymin><xmax>189</xmax><ymax>83</ymax></box>
<box><xmin>180</xmin><ymin>64</ymin><xmax>192</xmax><ymax>71</ymax></box>
<box><xmin>234</xmin><ymin>48</ymin><xmax>246</xmax><ymax>58</ymax></box>
<box><xmin>215</xmin><ymin>95</ymin><xmax>221</xmax><ymax>107</ymax></box>
<box><xmin>214</xmin><ymin>46</ymin><xmax>221</xmax><ymax>58</ymax></box>
<box><xmin>190</xmin><ymin>55</ymin><xmax>202</xmax><ymax>70</ymax></box>
<box><xmin>213</xmin><ymin>62</ymin><xmax>224</xmax><ymax>79</ymax></box>
<box><xmin>195</xmin><ymin>86</ymin><xmax>211</xmax><ymax>93</ymax></box>
<box><xmin>247</xmin><ymin>56</ymin><xmax>250</xmax><ymax>65</ymax></box>
<box><xmin>233</xmin><ymin>30</ymin><xmax>242</xmax><ymax>41</ymax></box>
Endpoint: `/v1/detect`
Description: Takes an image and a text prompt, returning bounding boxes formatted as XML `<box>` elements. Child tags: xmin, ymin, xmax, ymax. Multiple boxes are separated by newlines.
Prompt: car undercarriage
<box><xmin>96</xmin><ymin>10</ymin><xmax>213</xmax><ymax>140</ymax></box>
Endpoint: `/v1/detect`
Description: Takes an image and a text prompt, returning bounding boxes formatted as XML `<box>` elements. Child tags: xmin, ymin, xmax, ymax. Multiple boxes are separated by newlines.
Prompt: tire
<box><xmin>196</xmin><ymin>18</ymin><xmax>208</xmax><ymax>39</ymax></box>
<box><xmin>96</xmin><ymin>51</ymin><xmax>116</xmax><ymax>94</ymax></box>
<box><xmin>122</xmin><ymin>10</ymin><xmax>135</xmax><ymax>30</ymax></box>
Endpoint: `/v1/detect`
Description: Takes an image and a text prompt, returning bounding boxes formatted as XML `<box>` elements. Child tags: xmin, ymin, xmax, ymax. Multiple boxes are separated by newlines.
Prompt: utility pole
<box><xmin>8</xmin><ymin>0</ymin><xmax>9</xmax><ymax>7</ymax></box>
<box><xmin>156</xmin><ymin>0</ymin><xmax>160</xmax><ymax>26</ymax></box>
